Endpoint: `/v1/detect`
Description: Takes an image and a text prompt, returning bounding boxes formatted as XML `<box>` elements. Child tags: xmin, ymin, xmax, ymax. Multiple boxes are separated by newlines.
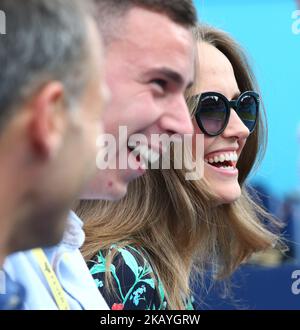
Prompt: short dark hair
<box><xmin>94</xmin><ymin>0</ymin><xmax>197</xmax><ymax>44</ymax></box>
<box><xmin>0</xmin><ymin>0</ymin><xmax>93</xmax><ymax>128</ymax></box>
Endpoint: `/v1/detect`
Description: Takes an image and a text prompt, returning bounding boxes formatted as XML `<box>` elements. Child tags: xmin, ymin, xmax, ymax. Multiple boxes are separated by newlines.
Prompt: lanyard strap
<box><xmin>32</xmin><ymin>248</ymin><xmax>70</xmax><ymax>310</ymax></box>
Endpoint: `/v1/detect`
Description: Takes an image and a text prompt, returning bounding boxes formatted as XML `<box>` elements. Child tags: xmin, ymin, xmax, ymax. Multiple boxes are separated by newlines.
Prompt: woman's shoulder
<box><xmin>89</xmin><ymin>244</ymin><xmax>156</xmax><ymax>279</ymax></box>
<box><xmin>88</xmin><ymin>244</ymin><xmax>168</xmax><ymax>310</ymax></box>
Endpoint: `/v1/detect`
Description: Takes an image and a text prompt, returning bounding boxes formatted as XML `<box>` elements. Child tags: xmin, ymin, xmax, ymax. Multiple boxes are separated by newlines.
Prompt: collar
<box><xmin>60</xmin><ymin>211</ymin><xmax>85</xmax><ymax>250</ymax></box>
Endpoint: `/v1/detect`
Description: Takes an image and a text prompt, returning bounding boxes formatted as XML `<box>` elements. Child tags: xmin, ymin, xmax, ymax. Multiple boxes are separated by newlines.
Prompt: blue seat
<box><xmin>193</xmin><ymin>264</ymin><xmax>300</xmax><ymax>310</ymax></box>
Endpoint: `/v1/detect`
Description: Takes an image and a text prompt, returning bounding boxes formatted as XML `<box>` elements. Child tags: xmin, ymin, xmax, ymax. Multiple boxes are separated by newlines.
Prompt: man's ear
<box><xmin>28</xmin><ymin>82</ymin><xmax>67</xmax><ymax>160</ymax></box>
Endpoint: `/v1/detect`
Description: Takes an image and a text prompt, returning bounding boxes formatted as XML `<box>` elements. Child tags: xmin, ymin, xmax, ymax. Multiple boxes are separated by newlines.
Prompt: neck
<box><xmin>0</xmin><ymin>199</ymin><xmax>12</xmax><ymax>268</ymax></box>
<box><xmin>0</xmin><ymin>177</ymin><xmax>17</xmax><ymax>268</ymax></box>
<box><xmin>0</xmin><ymin>115</ymin><xmax>36</xmax><ymax>263</ymax></box>
<box><xmin>0</xmin><ymin>174</ymin><xmax>30</xmax><ymax>263</ymax></box>
<box><xmin>0</xmin><ymin>148</ymin><xmax>27</xmax><ymax>266</ymax></box>
<box><xmin>0</xmin><ymin>252</ymin><xmax>5</xmax><ymax>269</ymax></box>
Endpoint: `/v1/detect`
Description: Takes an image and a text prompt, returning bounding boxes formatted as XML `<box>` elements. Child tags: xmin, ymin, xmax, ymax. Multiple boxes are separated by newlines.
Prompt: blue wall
<box><xmin>194</xmin><ymin>264</ymin><xmax>300</xmax><ymax>310</ymax></box>
<box><xmin>195</xmin><ymin>0</ymin><xmax>300</xmax><ymax>197</ymax></box>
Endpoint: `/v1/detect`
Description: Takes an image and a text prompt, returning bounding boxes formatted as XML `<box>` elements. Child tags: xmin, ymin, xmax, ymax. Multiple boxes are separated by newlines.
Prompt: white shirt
<box><xmin>4</xmin><ymin>211</ymin><xmax>109</xmax><ymax>310</ymax></box>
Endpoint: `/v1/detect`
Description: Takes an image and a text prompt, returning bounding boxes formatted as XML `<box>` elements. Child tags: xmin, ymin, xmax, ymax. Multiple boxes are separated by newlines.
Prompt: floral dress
<box><xmin>87</xmin><ymin>245</ymin><xmax>194</xmax><ymax>310</ymax></box>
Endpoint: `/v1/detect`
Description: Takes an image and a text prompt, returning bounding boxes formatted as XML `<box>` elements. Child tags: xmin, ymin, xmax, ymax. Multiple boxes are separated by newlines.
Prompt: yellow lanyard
<box><xmin>32</xmin><ymin>248</ymin><xmax>70</xmax><ymax>310</ymax></box>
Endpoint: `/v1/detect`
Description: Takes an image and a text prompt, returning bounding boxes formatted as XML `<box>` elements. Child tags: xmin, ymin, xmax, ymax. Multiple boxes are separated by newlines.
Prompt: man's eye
<box><xmin>151</xmin><ymin>79</ymin><xmax>167</xmax><ymax>90</ymax></box>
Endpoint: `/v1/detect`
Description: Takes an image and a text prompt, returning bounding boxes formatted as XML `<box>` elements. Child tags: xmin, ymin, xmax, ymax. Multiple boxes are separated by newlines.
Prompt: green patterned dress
<box><xmin>87</xmin><ymin>244</ymin><xmax>194</xmax><ymax>310</ymax></box>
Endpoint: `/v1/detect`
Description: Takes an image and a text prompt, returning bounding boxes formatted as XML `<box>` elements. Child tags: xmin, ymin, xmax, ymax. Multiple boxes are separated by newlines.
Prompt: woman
<box><xmin>77</xmin><ymin>24</ymin><xmax>282</xmax><ymax>310</ymax></box>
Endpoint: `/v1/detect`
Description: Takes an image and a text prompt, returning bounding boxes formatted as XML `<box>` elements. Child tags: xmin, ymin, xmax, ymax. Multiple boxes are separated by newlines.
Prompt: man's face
<box><xmin>68</xmin><ymin>19</ymin><xmax>109</xmax><ymax>185</ymax></box>
<box><xmin>19</xmin><ymin>19</ymin><xmax>108</xmax><ymax>248</ymax></box>
<box><xmin>84</xmin><ymin>7</ymin><xmax>195</xmax><ymax>200</ymax></box>
<box><xmin>59</xmin><ymin>19</ymin><xmax>108</xmax><ymax>201</ymax></box>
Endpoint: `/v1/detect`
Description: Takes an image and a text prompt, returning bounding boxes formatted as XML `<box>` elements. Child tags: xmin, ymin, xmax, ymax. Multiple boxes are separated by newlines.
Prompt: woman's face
<box><xmin>194</xmin><ymin>42</ymin><xmax>250</xmax><ymax>204</ymax></box>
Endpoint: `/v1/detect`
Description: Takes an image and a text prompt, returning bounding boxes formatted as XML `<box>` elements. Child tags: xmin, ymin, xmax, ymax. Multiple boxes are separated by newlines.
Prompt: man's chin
<box><xmin>102</xmin><ymin>181</ymin><xmax>128</xmax><ymax>201</ymax></box>
<box><xmin>81</xmin><ymin>167</ymin><xmax>147</xmax><ymax>201</ymax></box>
<box><xmin>80</xmin><ymin>180</ymin><xmax>128</xmax><ymax>201</ymax></box>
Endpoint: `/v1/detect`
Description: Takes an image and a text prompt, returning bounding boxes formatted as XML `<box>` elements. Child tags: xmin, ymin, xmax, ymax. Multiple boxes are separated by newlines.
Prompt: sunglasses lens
<box><xmin>196</xmin><ymin>95</ymin><xmax>227</xmax><ymax>135</ymax></box>
<box><xmin>237</xmin><ymin>94</ymin><xmax>258</xmax><ymax>132</ymax></box>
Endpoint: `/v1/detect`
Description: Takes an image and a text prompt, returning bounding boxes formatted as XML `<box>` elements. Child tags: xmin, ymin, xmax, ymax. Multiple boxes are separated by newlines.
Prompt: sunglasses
<box><xmin>194</xmin><ymin>91</ymin><xmax>259</xmax><ymax>136</ymax></box>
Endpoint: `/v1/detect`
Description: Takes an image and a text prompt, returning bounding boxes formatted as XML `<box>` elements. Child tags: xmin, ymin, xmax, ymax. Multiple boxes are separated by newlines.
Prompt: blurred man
<box><xmin>0</xmin><ymin>0</ymin><xmax>107</xmax><ymax>309</ymax></box>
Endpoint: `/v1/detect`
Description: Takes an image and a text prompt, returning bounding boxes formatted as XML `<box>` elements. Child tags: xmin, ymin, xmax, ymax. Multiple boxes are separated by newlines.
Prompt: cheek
<box><xmin>102</xmin><ymin>101</ymin><xmax>121</xmax><ymax>136</ymax></box>
<box><xmin>192</xmin><ymin>120</ymin><xmax>216</xmax><ymax>158</ymax></box>
<box><xmin>203</xmin><ymin>137</ymin><xmax>214</xmax><ymax>155</ymax></box>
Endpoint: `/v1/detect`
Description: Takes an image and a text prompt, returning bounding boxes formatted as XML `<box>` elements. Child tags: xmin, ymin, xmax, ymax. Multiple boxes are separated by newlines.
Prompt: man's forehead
<box><xmin>127</xmin><ymin>29</ymin><xmax>194</xmax><ymax>71</ymax></box>
<box><xmin>121</xmin><ymin>7</ymin><xmax>193</xmax><ymax>49</ymax></box>
<box><xmin>107</xmin><ymin>7</ymin><xmax>195</xmax><ymax>86</ymax></box>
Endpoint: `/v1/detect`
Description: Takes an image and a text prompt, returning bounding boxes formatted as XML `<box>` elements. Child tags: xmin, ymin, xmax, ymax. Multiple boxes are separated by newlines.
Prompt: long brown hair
<box><xmin>78</xmin><ymin>24</ymin><xmax>283</xmax><ymax>310</ymax></box>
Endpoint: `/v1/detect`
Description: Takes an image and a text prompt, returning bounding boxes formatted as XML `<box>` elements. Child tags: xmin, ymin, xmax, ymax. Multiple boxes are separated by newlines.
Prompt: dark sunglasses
<box><xmin>194</xmin><ymin>91</ymin><xmax>259</xmax><ymax>136</ymax></box>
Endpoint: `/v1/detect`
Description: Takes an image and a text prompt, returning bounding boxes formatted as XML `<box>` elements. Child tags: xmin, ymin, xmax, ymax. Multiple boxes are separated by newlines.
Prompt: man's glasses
<box><xmin>194</xmin><ymin>91</ymin><xmax>259</xmax><ymax>136</ymax></box>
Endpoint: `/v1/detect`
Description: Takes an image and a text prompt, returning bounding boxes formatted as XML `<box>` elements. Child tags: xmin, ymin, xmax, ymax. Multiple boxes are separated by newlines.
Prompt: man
<box><xmin>0</xmin><ymin>0</ymin><xmax>108</xmax><ymax>309</ymax></box>
<box><xmin>4</xmin><ymin>0</ymin><xmax>197</xmax><ymax>310</ymax></box>
<box><xmin>84</xmin><ymin>0</ymin><xmax>197</xmax><ymax>200</ymax></box>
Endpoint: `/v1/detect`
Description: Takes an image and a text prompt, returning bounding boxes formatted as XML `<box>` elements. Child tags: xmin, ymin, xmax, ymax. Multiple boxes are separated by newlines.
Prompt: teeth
<box><xmin>147</xmin><ymin>149</ymin><xmax>160</xmax><ymax>164</ymax></box>
<box><xmin>220</xmin><ymin>166</ymin><xmax>235</xmax><ymax>170</ymax></box>
<box><xmin>138</xmin><ymin>146</ymin><xmax>150</xmax><ymax>162</ymax></box>
<box><xmin>129</xmin><ymin>145</ymin><xmax>160</xmax><ymax>164</ymax></box>
<box><xmin>127</xmin><ymin>141</ymin><xmax>136</xmax><ymax>150</ymax></box>
<box><xmin>205</xmin><ymin>151</ymin><xmax>238</xmax><ymax>164</ymax></box>
<box><xmin>219</xmin><ymin>154</ymin><xmax>225</xmax><ymax>162</ymax></box>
